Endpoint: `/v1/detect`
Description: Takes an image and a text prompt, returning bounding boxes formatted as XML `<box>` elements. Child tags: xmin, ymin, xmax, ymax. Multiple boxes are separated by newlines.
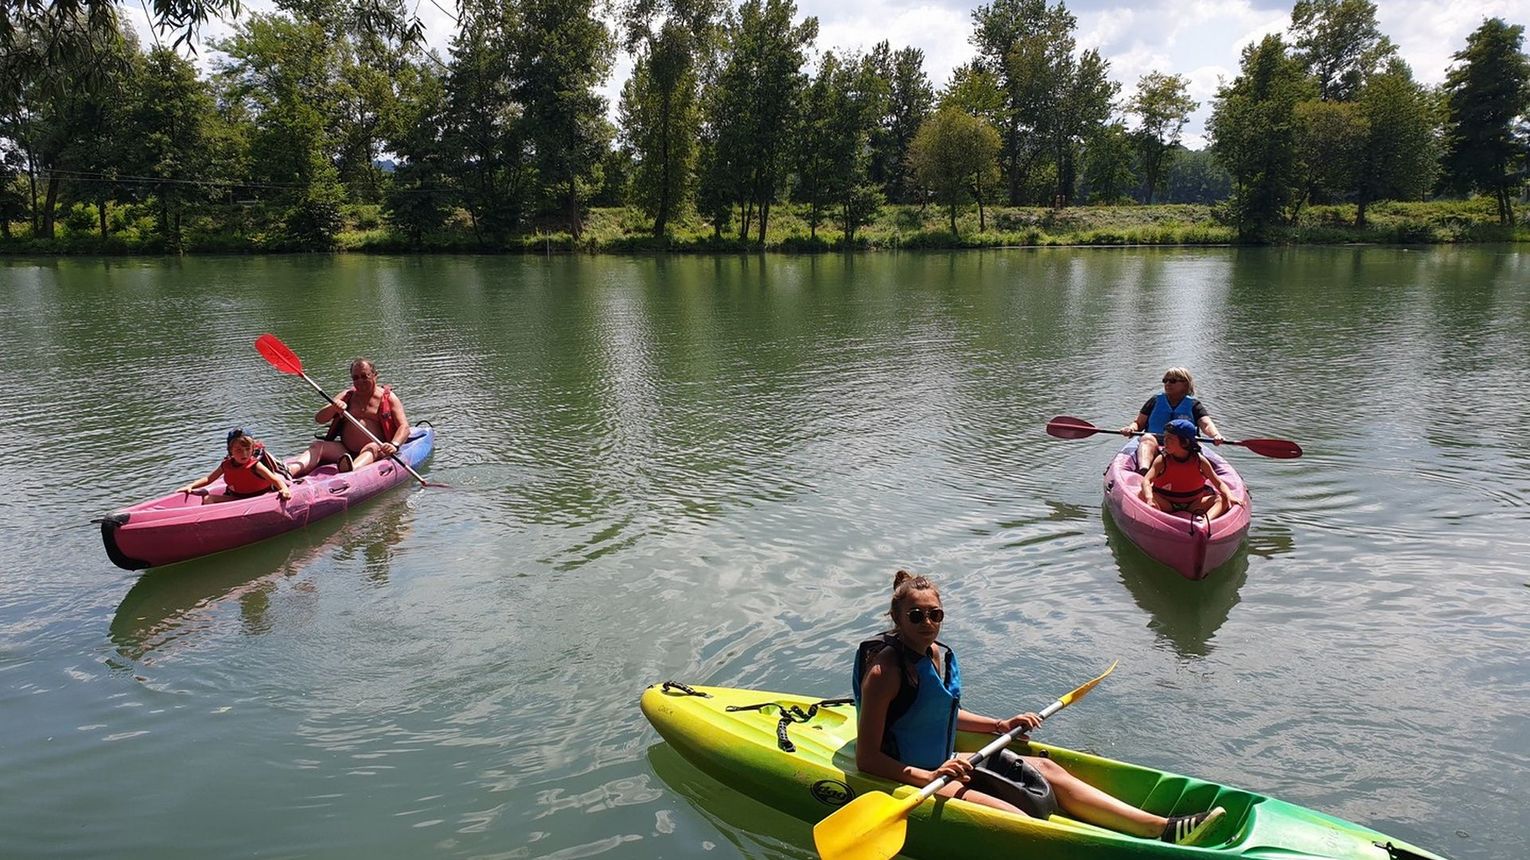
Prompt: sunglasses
<box><xmin>905</xmin><ymin>607</ymin><xmax>945</xmax><ymax>625</ymax></box>
<box><xmin>1162</xmin><ymin>377</ymin><xmax>1185</xmax><ymax>384</ymax></box>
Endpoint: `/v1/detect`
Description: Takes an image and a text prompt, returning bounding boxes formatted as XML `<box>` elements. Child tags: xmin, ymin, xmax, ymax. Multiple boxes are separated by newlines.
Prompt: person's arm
<box><xmin>856</xmin><ymin>653</ymin><xmax>972</xmax><ymax>787</ymax></box>
<box><xmin>316</xmin><ymin>392</ymin><xmax>348</xmax><ymax>424</ymax></box>
<box><xmin>1195</xmin><ymin>402</ymin><xmax>1224</xmax><ymax>444</ymax></box>
<box><xmin>382</xmin><ymin>391</ymin><xmax>409</xmax><ymax>455</ymax></box>
<box><xmin>1200</xmin><ymin>456</ymin><xmax>1240</xmax><ymax>505</ymax></box>
<box><xmin>253</xmin><ymin>462</ymin><xmax>291</xmax><ymax>499</ymax></box>
<box><xmin>957</xmin><ymin>708</ymin><xmax>1041</xmax><ymax>735</ymax></box>
<box><xmin>1139</xmin><ymin>458</ymin><xmax>1162</xmax><ymax>503</ymax></box>
<box><xmin>1121</xmin><ymin>409</ymin><xmax>1151</xmax><ymax>436</ymax></box>
<box><xmin>178</xmin><ymin>463</ymin><xmax>223</xmax><ymax>494</ymax></box>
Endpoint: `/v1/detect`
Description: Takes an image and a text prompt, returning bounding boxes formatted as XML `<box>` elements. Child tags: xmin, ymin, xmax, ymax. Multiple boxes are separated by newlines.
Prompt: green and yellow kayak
<box><xmin>641</xmin><ymin>682</ymin><xmax>1449</xmax><ymax>860</ymax></box>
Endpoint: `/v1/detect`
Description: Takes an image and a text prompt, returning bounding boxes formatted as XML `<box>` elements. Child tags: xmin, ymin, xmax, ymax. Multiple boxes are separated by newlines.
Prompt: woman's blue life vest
<box><xmin>1146</xmin><ymin>393</ymin><xmax>1199</xmax><ymax>436</ymax></box>
<box><xmin>853</xmin><ymin>632</ymin><xmax>962</xmax><ymax>771</ymax></box>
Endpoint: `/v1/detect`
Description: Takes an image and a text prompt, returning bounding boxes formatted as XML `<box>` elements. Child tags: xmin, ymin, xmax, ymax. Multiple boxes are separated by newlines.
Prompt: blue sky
<box><xmin>123</xmin><ymin>0</ymin><xmax>1529</xmax><ymax>148</ymax></box>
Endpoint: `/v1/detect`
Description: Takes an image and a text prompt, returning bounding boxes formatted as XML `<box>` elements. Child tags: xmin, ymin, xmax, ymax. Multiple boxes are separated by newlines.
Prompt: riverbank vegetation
<box><xmin>1</xmin><ymin>0</ymin><xmax>1526</xmax><ymax>255</ymax></box>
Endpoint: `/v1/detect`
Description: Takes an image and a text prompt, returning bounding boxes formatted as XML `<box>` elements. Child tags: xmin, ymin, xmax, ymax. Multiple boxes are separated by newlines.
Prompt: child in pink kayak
<box><xmin>178</xmin><ymin>429</ymin><xmax>293</xmax><ymax>504</ymax></box>
<box><xmin>1140</xmin><ymin>419</ymin><xmax>1241</xmax><ymax>518</ymax></box>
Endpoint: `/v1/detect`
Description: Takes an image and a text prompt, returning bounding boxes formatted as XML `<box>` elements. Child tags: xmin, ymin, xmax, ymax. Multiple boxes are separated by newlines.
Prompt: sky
<box><xmin>120</xmin><ymin>0</ymin><xmax>1530</xmax><ymax>148</ymax></box>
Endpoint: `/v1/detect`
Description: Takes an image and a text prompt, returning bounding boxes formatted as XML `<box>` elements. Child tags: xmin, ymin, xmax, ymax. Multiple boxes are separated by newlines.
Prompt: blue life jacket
<box><xmin>1146</xmin><ymin>393</ymin><xmax>1199</xmax><ymax>436</ymax></box>
<box><xmin>853</xmin><ymin>632</ymin><xmax>961</xmax><ymax>770</ymax></box>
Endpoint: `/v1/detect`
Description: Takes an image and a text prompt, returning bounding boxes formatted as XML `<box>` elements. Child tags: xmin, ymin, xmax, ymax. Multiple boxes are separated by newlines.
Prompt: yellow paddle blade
<box><xmin>1057</xmin><ymin>659</ymin><xmax>1118</xmax><ymax>708</ymax></box>
<box><xmin>813</xmin><ymin>789</ymin><xmax>922</xmax><ymax>860</ymax></box>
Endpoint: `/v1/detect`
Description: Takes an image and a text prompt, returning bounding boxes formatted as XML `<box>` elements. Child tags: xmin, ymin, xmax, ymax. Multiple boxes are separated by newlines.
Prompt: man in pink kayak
<box><xmin>286</xmin><ymin>357</ymin><xmax>410</xmax><ymax>477</ymax></box>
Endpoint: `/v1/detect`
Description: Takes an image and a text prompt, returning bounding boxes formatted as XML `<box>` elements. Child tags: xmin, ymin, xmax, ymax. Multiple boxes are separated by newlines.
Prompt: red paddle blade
<box><xmin>1045</xmin><ymin>415</ymin><xmax>1104</xmax><ymax>440</ymax></box>
<box><xmin>255</xmin><ymin>333</ymin><xmax>303</xmax><ymax>375</ymax></box>
<box><xmin>1237</xmin><ymin>438</ymin><xmax>1303</xmax><ymax>459</ymax></box>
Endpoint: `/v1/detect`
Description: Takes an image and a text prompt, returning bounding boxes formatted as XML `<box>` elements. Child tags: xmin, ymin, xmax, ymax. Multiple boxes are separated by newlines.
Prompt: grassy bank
<box><xmin>3</xmin><ymin>198</ymin><xmax>1526</xmax><ymax>256</ymax></box>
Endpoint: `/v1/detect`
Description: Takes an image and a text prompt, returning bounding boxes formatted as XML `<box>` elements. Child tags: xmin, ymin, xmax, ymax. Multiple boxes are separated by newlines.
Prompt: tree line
<box><xmin>1</xmin><ymin>0</ymin><xmax>1526</xmax><ymax>250</ymax></box>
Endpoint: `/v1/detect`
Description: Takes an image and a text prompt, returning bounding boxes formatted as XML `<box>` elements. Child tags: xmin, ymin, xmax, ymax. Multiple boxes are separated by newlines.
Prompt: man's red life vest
<box><xmin>324</xmin><ymin>385</ymin><xmax>398</xmax><ymax>443</ymax></box>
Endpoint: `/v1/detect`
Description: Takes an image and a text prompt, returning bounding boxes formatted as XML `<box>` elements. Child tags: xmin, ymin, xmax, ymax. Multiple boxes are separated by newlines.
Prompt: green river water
<box><xmin>0</xmin><ymin>249</ymin><xmax>1526</xmax><ymax>859</ymax></box>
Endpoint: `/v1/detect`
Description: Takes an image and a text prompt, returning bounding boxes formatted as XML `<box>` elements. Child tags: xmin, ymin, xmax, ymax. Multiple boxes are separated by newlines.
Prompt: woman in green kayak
<box><xmin>853</xmin><ymin>570</ymin><xmax>1224</xmax><ymax>846</ymax></box>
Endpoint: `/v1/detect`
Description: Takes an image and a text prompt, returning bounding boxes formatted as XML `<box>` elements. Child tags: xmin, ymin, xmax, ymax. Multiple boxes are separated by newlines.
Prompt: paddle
<box><xmin>254</xmin><ymin>333</ymin><xmax>437</xmax><ymax>488</ymax></box>
<box><xmin>813</xmin><ymin>660</ymin><xmax>1119</xmax><ymax>860</ymax></box>
<box><xmin>1045</xmin><ymin>415</ymin><xmax>1303</xmax><ymax>459</ymax></box>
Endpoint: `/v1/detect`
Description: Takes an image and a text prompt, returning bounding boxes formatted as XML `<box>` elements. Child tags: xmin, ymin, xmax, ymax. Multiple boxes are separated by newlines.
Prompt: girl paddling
<box><xmin>854</xmin><ymin>570</ymin><xmax>1225</xmax><ymax>846</ymax></box>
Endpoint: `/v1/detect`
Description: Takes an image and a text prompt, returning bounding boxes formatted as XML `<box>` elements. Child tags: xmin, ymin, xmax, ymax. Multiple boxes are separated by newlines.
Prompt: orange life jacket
<box><xmin>1151</xmin><ymin>452</ymin><xmax>1210</xmax><ymax>498</ymax></box>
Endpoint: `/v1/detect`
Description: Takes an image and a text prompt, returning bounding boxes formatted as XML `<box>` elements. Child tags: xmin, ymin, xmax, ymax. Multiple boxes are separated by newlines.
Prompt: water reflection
<box><xmin>646</xmin><ymin>743</ymin><xmax>813</xmax><ymax>859</ymax></box>
<box><xmin>1103</xmin><ymin>511</ymin><xmax>1249</xmax><ymax>659</ymax></box>
<box><xmin>109</xmin><ymin>500</ymin><xmax>412</xmax><ymax>661</ymax></box>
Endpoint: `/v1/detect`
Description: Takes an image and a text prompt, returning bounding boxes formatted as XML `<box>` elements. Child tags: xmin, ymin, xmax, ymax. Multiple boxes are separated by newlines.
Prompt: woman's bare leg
<box><xmin>1027</xmin><ymin>758</ymin><xmax>1165</xmax><ymax>838</ymax></box>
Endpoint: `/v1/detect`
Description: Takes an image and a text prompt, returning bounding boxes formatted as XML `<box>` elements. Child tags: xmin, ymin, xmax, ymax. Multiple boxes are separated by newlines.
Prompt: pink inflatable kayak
<box><xmin>101</xmin><ymin>426</ymin><xmax>433</xmax><ymax>570</ymax></box>
<box><xmin>1102</xmin><ymin>441</ymin><xmax>1250</xmax><ymax>580</ymax></box>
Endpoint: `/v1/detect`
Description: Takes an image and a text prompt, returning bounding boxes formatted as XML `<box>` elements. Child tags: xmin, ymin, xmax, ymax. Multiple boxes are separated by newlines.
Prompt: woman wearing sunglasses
<box><xmin>852</xmin><ymin>570</ymin><xmax>1224</xmax><ymax>846</ymax></box>
<box><xmin>1119</xmin><ymin>366</ymin><xmax>1225</xmax><ymax>474</ymax></box>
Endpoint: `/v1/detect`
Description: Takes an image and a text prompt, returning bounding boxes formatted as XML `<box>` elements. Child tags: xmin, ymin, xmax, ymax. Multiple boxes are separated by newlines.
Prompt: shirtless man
<box><xmin>287</xmin><ymin>358</ymin><xmax>410</xmax><ymax>477</ymax></box>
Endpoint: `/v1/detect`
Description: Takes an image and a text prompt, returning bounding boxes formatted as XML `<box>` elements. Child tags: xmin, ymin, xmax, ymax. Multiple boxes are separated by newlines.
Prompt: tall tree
<box><xmin>130</xmin><ymin>47</ymin><xmax>217</xmax><ymax>250</ymax></box>
<box><xmin>384</xmin><ymin>56</ymin><xmax>451</xmax><ymax>246</ymax></box>
<box><xmin>1128</xmin><ymin>71</ymin><xmax>1198</xmax><ymax>203</ymax></box>
<box><xmin>1440</xmin><ymin>18</ymin><xmax>1530</xmax><ymax>226</ymax></box>
<box><xmin>216</xmin><ymin>13</ymin><xmax>348</xmax><ymax>248</ymax></box>
<box><xmin>1208</xmin><ymin>34</ymin><xmax>1317</xmax><ymax>239</ymax></box>
<box><xmin>867</xmin><ymin>43</ymin><xmax>934</xmax><ymax>204</ymax></box>
<box><xmin>1352</xmin><ymin>57</ymin><xmax>1439</xmax><ymax>225</ymax></box>
<box><xmin>619</xmin><ymin>0</ymin><xmax>721</xmax><ymax>237</ymax></box>
<box><xmin>970</xmin><ymin>0</ymin><xmax>1075</xmax><ymax>204</ymax></box>
<box><xmin>1049</xmin><ymin>48</ymin><xmax>1117</xmax><ymax>205</ymax></box>
<box><xmin>711</xmin><ymin>0</ymin><xmax>816</xmax><ymax>243</ymax></box>
<box><xmin>908</xmin><ymin>104</ymin><xmax>1000</xmax><ymax>234</ymax></box>
<box><xmin>441</xmin><ymin>2</ymin><xmax>529</xmax><ymax>242</ymax></box>
<box><xmin>512</xmin><ymin>0</ymin><xmax>615</xmax><ymax>238</ymax></box>
<box><xmin>1288</xmin><ymin>0</ymin><xmax>1396</xmax><ymax>102</ymax></box>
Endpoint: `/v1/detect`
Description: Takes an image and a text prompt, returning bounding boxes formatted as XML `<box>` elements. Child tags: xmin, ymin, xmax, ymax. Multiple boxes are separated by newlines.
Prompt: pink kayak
<box><xmin>1102</xmin><ymin>441</ymin><xmax>1250</xmax><ymax>580</ymax></box>
<box><xmin>101</xmin><ymin>426</ymin><xmax>434</xmax><ymax>570</ymax></box>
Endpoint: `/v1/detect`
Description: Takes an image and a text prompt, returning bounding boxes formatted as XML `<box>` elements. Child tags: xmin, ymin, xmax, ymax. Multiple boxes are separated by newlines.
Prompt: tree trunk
<box><xmin>949</xmin><ymin>203</ymin><xmax>957</xmax><ymax>236</ymax></box>
<box><xmin>24</xmin><ymin>139</ymin><xmax>38</xmax><ymax>234</ymax></box>
<box><xmin>99</xmin><ymin>197</ymin><xmax>109</xmax><ymax>238</ymax></box>
<box><xmin>975</xmin><ymin>174</ymin><xmax>986</xmax><ymax>232</ymax></box>
<box><xmin>41</xmin><ymin>174</ymin><xmax>60</xmax><ymax>239</ymax></box>
<box><xmin>1355</xmin><ymin>196</ymin><xmax>1368</xmax><ymax>228</ymax></box>
<box><xmin>654</xmin><ymin>89</ymin><xmax>672</xmax><ymax>238</ymax></box>
<box><xmin>568</xmin><ymin>176</ymin><xmax>581</xmax><ymax>240</ymax></box>
<box><xmin>758</xmin><ymin>198</ymin><xmax>769</xmax><ymax>245</ymax></box>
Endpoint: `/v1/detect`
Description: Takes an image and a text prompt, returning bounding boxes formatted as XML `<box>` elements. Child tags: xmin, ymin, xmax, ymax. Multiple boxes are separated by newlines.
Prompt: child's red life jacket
<box><xmin>323</xmin><ymin>385</ymin><xmax>398</xmax><ymax>443</ymax></box>
<box><xmin>223</xmin><ymin>446</ymin><xmax>277</xmax><ymax>495</ymax></box>
<box><xmin>1151</xmin><ymin>452</ymin><xmax>1210</xmax><ymax>497</ymax></box>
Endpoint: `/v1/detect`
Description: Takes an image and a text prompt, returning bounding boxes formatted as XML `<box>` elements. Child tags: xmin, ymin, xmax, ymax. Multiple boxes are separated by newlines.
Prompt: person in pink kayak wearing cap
<box><xmin>1140</xmin><ymin>419</ymin><xmax>1243</xmax><ymax>518</ymax></box>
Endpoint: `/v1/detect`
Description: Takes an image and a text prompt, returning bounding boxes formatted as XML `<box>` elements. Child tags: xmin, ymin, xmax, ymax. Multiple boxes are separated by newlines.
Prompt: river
<box><xmin>0</xmin><ymin>248</ymin><xmax>1525</xmax><ymax>859</ymax></box>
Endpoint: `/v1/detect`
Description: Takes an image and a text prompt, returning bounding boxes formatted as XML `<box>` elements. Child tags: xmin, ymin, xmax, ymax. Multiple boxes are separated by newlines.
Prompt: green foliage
<box><xmin>513</xmin><ymin>0</ymin><xmax>615</xmax><ymax>238</ymax></box>
<box><xmin>1294</xmin><ymin>98</ymin><xmax>1368</xmax><ymax>210</ymax></box>
<box><xmin>1353</xmin><ymin>58</ymin><xmax>1439</xmax><ymax>224</ymax></box>
<box><xmin>1289</xmin><ymin>0</ymin><xmax>1396</xmax><ymax>101</ymax></box>
<box><xmin>868</xmin><ymin>43</ymin><xmax>934</xmax><ymax>204</ymax></box>
<box><xmin>909</xmin><ymin>105</ymin><xmax>1002</xmax><ymax>233</ymax></box>
<box><xmin>1080</xmin><ymin>122</ymin><xmax>1136</xmax><ymax>203</ymax></box>
<box><xmin>1163</xmin><ymin>148</ymin><xmax>1232</xmax><ymax>204</ymax></box>
<box><xmin>1440</xmin><ymin>18</ymin><xmax>1530</xmax><ymax>225</ymax></box>
<box><xmin>1129</xmin><ymin>71</ymin><xmax>1197</xmax><ymax>203</ymax></box>
<box><xmin>1209</xmin><ymin>35</ymin><xmax>1318</xmax><ymax>240</ymax></box>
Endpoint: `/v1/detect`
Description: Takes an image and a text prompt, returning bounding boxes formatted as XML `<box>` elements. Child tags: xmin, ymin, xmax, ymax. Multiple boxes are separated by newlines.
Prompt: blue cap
<box><xmin>1165</xmin><ymin>419</ymin><xmax>1199</xmax><ymax>445</ymax></box>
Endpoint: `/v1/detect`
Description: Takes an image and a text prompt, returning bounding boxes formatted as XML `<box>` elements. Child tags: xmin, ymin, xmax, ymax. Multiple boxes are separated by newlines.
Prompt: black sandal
<box><xmin>1162</xmin><ymin>806</ymin><xmax>1225</xmax><ymax>846</ymax></box>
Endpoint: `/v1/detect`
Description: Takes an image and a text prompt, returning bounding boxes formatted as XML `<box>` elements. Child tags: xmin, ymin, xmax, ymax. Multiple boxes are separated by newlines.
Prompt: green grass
<box><xmin>3</xmin><ymin>198</ymin><xmax>1525</xmax><ymax>256</ymax></box>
